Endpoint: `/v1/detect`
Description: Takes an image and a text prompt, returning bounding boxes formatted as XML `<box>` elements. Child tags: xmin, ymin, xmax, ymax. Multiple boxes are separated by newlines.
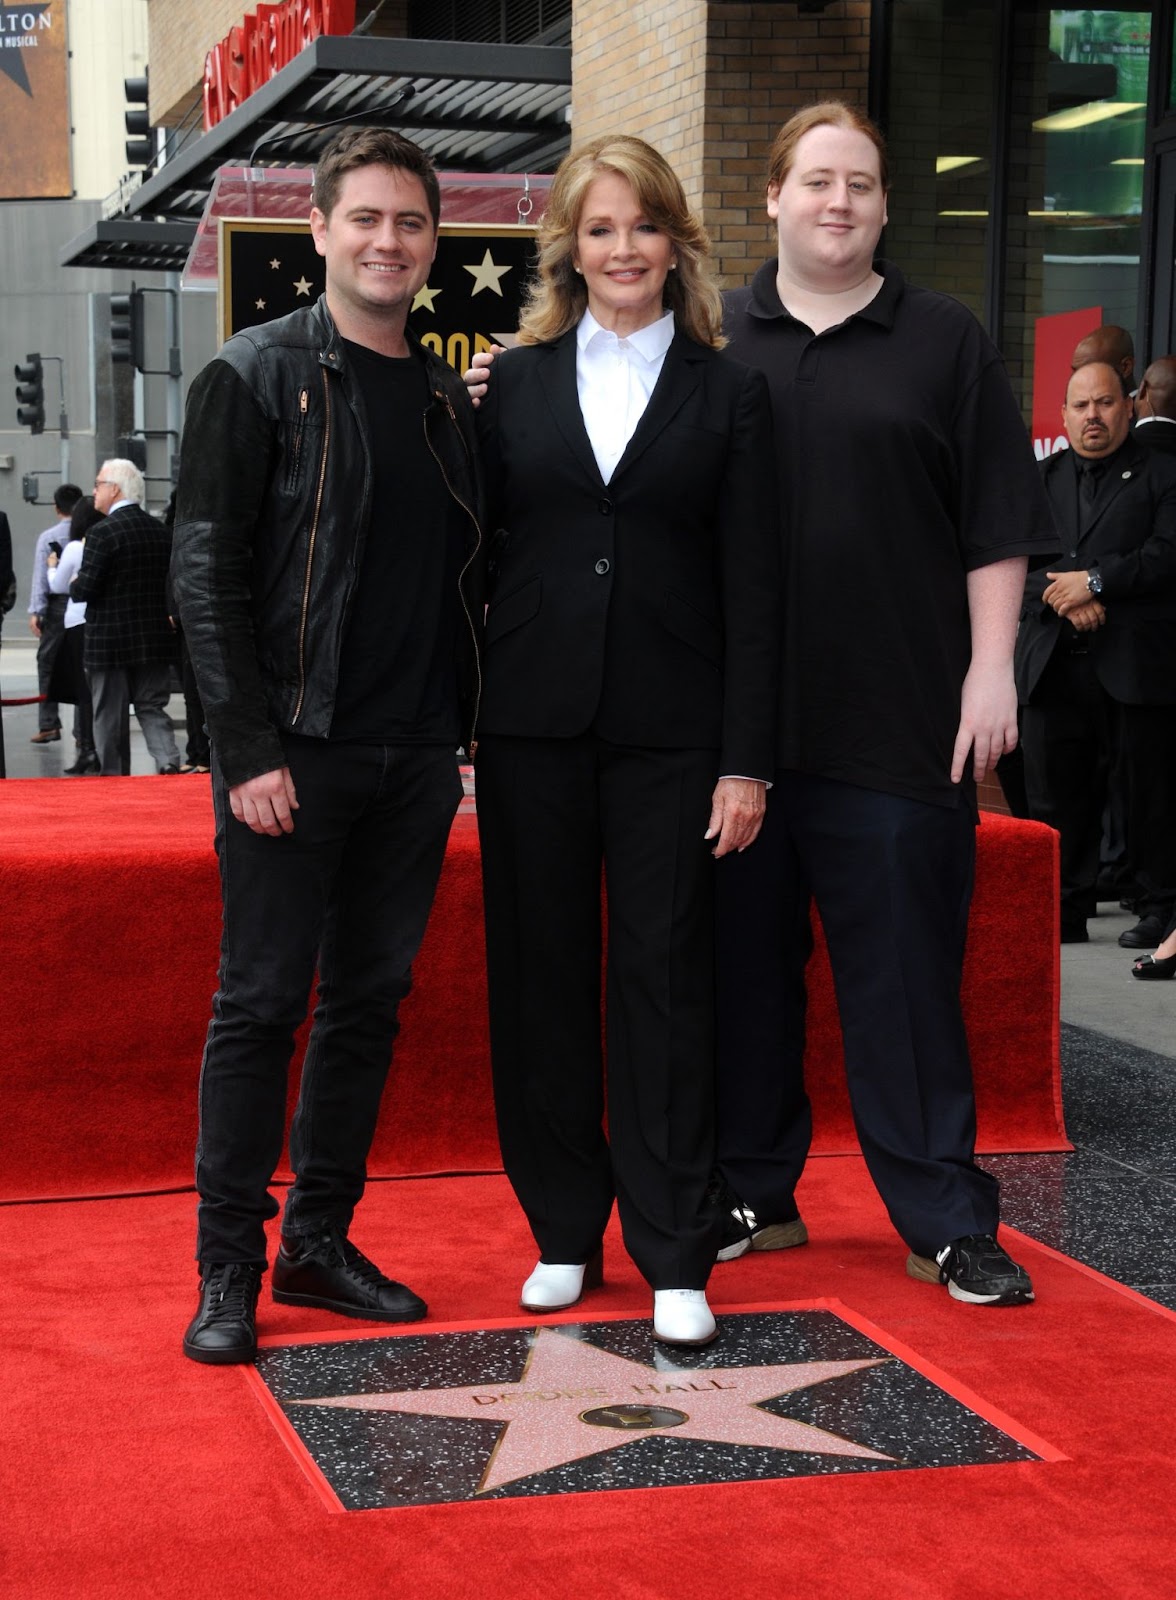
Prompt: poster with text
<box><xmin>0</xmin><ymin>3</ymin><xmax>71</xmax><ymax>200</ymax></box>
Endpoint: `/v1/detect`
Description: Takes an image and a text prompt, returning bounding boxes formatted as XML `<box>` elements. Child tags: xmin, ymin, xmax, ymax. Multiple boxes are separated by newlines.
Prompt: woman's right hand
<box><xmin>462</xmin><ymin>346</ymin><xmax>504</xmax><ymax>408</ymax></box>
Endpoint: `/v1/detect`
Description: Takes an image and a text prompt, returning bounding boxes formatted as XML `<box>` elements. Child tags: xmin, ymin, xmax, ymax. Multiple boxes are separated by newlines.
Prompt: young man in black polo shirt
<box><xmin>173</xmin><ymin>128</ymin><xmax>483</xmax><ymax>1363</ymax></box>
<box><xmin>711</xmin><ymin>105</ymin><xmax>1059</xmax><ymax>1307</ymax></box>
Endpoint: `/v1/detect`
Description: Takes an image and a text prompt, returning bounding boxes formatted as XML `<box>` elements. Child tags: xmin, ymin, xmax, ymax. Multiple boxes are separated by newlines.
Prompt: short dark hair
<box><xmin>312</xmin><ymin>126</ymin><xmax>441</xmax><ymax>227</ymax></box>
<box><xmin>54</xmin><ymin>483</ymin><xmax>83</xmax><ymax>515</ymax></box>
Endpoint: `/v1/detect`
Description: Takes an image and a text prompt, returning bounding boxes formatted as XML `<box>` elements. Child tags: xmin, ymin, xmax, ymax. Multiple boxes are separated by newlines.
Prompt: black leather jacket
<box><xmin>172</xmin><ymin>297</ymin><xmax>484</xmax><ymax>787</ymax></box>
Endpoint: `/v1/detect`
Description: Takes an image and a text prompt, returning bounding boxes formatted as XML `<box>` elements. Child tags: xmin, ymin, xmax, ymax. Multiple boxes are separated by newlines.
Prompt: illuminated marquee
<box><xmin>203</xmin><ymin>0</ymin><xmax>356</xmax><ymax>131</ymax></box>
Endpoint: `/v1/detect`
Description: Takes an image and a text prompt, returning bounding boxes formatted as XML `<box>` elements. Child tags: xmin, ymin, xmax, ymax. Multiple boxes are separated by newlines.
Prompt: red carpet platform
<box><xmin>4</xmin><ymin>1162</ymin><xmax>1173</xmax><ymax>1598</ymax></box>
<box><xmin>0</xmin><ymin>779</ymin><xmax>1065</xmax><ymax>1203</ymax></box>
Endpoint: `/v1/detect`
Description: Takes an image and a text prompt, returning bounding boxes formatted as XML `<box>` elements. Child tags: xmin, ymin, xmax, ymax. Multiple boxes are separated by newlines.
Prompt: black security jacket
<box><xmin>172</xmin><ymin>296</ymin><xmax>484</xmax><ymax>787</ymax></box>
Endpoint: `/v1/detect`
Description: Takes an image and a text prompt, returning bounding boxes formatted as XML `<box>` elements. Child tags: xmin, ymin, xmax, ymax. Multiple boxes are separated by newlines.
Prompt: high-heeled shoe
<box><xmin>520</xmin><ymin>1247</ymin><xmax>604</xmax><ymax>1311</ymax></box>
<box><xmin>652</xmin><ymin>1289</ymin><xmax>718</xmax><ymax>1347</ymax></box>
<box><xmin>1131</xmin><ymin>952</ymin><xmax>1176</xmax><ymax>980</ymax></box>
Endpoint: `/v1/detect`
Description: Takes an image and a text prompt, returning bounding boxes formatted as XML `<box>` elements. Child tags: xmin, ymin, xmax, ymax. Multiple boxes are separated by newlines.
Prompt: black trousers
<box><xmin>476</xmin><ymin>733</ymin><xmax>724</xmax><ymax>1290</ymax></box>
<box><xmin>1021</xmin><ymin>652</ymin><xmax>1176</xmax><ymax>926</ymax></box>
<box><xmin>35</xmin><ymin>594</ymin><xmax>67</xmax><ymax>732</ymax></box>
<box><xmin>195</xmin><ymin>738</ymin><xmax>462</xmax><ymax>1266</ymax></box>
<box><xmin>715</xmin><ymin>769</ymin><xmax>998</xmax><ymax>1260</ymax></box>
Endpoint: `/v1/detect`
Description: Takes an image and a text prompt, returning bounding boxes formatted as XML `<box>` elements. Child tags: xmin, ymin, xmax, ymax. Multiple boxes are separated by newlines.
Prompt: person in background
<box><xmin>1072</xmin><ymin>325</ymin><xmax>1135</xmax><ymax>394</ymax></box>
<box><xmin>475</xmin><ymin>135</ymin><xmax>779</xmax><ymax>1349</ymax></box>
<box><xmin>26</xmin><ymin>483</ymin><xmax>83</xmax><ymax>744</ymax></box>
<box><xmin>1016</xmin><ymin>362</ymin><xmax>1176</xmax><ymax>953</ymax></box>
<box><xmin>1133</xmin><ymin>357</ymin><xmax>1176</xmax><ymax>453</ymax></box>
<box><xmin>71</xmin><ymin>460</ymin><xmax>181</xmax><ymax>777</ymax></box>
<box><xmin>46</xmin><ymin>495</ymin><xmax>106</xmax><ymax>776</ymax></box>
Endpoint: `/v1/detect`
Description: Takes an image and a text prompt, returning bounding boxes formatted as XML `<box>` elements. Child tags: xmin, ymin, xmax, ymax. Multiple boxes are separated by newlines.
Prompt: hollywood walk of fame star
<box><xmin>293</xmin><ymin>275</ymin><xmax>313</xmax><ymax>297</ymax></box>
<box><xmin>292</xmin><ymin>1325</ymin><xmax>894</xmax><ymax>1494</ymax></box>
<box><xmin>412</xmin><ymin>283</ymin><xmax>442</xmax><ymax>313</ymax></box>
<box><xmin>463</xmin><ymin>248</ymin><xmax>512</xmax><ymax>298</ymax></box>
<box><xmin>255</xmin><ymin>299</ymin><xmax>266</xmax><ymax>310</ymax></box>
<box><xmin>0</xmin><ymin>3</ymin><xmax>51</xmax><ymax>96</ymax></box>
<box><xmin>269</xmin><ymin>258</ymin><xmax>281</xmax><ymax>270</ymax></box>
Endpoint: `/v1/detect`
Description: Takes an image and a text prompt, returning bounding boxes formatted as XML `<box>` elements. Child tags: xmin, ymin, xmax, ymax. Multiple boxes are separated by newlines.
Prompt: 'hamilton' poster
<box><xmin>220</xmin><ymin>219</ymin><xmax>539</xmax><ymax>368</ymax></box>
<box><xmin>0</xmin><ymin>3</ymin><xmax>71</xmax><ymax>199</ymax></box>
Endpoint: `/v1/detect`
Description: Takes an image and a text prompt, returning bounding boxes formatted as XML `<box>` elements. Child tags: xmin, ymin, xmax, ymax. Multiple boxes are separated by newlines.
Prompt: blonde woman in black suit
<box><xmin>475</xmin><ymin>136</ymin><xmax>779</xmax><ymax>1347</ymax></box>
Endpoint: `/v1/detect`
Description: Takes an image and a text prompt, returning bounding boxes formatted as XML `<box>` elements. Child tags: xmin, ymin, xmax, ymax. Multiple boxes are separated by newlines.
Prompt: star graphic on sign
<box><xmin>463</xmin><ymin>249</ymin><xmax>512</xmax><ymax>298</ymax></box>
<box><xmin>255</xmin><ymin>299</ymin><xmax>266</xmax><ymax>310</ymax></box>
<box><xmin>269</xmin><ymin>258</ymin><xmax>281</xmax><ymax>270</ymax></box>
<box><xmin>412</xmin><ymin>283</ymin><xmax>442</xmax><ymax>313</ymax></box>
<box><xmin>0</xmin><ymin>3</ymin><xmax>51</xmax><ymax>95</ymax></box>
<box><xmin>293</xmin><ymin>275</ymin><xmax>313</xmax><ymax>297</ymax></box>
<box><xmin>293</xmin><ymin>1325</ymin><xmax>892</xmax><ymax>1493</ymax></box>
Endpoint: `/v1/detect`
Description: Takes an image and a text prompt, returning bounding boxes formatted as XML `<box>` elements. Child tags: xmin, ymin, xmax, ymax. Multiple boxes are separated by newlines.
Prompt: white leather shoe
<box><xmin>520</xmin><ymin>1252</ymin><xmax>602</xmax><ymax>1312</ymax></box>
<box><xmin>653</xmin><ymin>1289</ymin><xmax>718</xmax><ymax>1347</ymax></box>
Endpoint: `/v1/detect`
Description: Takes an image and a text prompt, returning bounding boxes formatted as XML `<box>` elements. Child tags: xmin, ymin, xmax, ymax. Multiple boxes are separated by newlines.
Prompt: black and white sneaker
<box><xmin>907</xmin><ymin>1234</ymin><xmax>1034</xmax><ymax>1305</ymax></box>
<box><xmin>716</xmin><ymin>1190</ymin><xmax>808</xmax><ymax>1263</ymax></box>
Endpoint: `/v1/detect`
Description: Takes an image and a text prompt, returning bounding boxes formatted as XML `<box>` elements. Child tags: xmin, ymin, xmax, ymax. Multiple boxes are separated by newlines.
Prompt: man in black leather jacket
<box><xmin>172</xmin><ymin>127</ymin><xmax>484</xmax><ymax>1365</ymax></box>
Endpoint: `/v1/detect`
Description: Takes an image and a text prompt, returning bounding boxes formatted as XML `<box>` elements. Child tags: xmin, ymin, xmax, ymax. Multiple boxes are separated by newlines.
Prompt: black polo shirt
<box><xmin>723</xmin><ymin>259</ymin><xmax>1059</xmax><ymax>810</ymax></box>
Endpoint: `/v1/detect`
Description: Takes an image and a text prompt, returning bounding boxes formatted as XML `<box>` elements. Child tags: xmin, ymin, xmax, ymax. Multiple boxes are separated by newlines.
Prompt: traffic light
<box><xmin>117</xmin><ymin>435</ymin><xmax>148</xmax><ymax>471</ymax></box>
<box><xmin>125</xmin><ymin>74</ymin><xmax>152</xmax><ymax>167</ymax></box>
<box><xmin>111</xmin><ymin>289</ymin><xmax>146</xmax><ymax>371</ymax></box>
<box><xmin>14</xmin><ymin>353</ymin><xmax>44</xmax><ymax>435</ymax></box>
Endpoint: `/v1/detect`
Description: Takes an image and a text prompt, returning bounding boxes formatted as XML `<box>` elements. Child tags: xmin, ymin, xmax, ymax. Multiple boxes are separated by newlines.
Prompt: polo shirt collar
<box><xmin>747</xmin><ymin>256</ymin><xmax>904</xmax><ymax>330</ymax></box>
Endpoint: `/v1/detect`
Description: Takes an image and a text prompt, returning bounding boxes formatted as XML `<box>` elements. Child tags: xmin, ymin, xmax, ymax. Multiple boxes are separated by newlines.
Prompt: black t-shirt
<box><xmin>722</xmin><ymin>259</ymin><xmax>1059</xmax><ymax>809</ymax></box>
<box><xmin>331</xmin><ymin>340</ymin><xmax>467</xmax><ymax>744</ymax></box>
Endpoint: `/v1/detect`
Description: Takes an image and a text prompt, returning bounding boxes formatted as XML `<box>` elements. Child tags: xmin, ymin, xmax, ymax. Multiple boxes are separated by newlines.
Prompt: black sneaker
<box><xmin>271</xmin><ymin>1223</ymin><xmax>427</xmax><ymax>1322</ymax></box>
<box><xmin>715</xmin><ymin>1188</ymin><xmax>808</xmax><ymax>1263</ymax></box>
<box><xmin>183</xmin><ymin>1262</ymin><xmax>262</xmax><ymax>1364</ymax></box>
<box><xmin>907</xmin><ymin>1234</ymin><xmax>1034</xmax><ymax>1306</ymax></box>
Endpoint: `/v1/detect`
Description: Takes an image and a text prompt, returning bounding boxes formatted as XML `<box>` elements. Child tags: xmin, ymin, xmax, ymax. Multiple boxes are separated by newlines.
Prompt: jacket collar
<box><xmin>537</xmin><ymin>321</ymin><xmax>707</xmax><ymax>487</ymax></box>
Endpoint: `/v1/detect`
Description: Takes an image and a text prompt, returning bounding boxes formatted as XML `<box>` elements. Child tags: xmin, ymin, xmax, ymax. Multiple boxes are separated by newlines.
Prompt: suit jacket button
<box><xmin>1069</xmin><ymin>550</ymin><xmax>1078</xmax><ymax>558</ymax></box>
<box><xmin>598</xmin><ymin>498</ymin><xmax>613</xmax><ymax>515</ymax></box>
<box><xmin>595</xmin><ymin>558</ymin><xmax>610</xmax><ymax>575</ymax></box>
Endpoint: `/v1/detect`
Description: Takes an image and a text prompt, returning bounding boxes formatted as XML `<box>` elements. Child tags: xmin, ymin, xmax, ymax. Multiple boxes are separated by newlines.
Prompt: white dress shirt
<box><xmin>48</xmin><ymin>537</ymin><xmax>87</xmax><ymax>628</ymax></box>
<box><xmin>576</xmin><ymin>307</ymin><xmax>675</xmax><ymax>484</ymax></box>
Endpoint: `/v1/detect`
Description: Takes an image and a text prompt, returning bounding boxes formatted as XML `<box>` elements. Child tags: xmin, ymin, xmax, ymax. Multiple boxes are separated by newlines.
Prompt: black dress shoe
<box><xmin>183</xmin><ymin>1263</ymin><xmax>262</xmax><ymax>1364</ymax></box>
<box><xmin>1119</xmin><ymin>914</ymin><xmax>1166</xmax><ymax>949</ymax></box>
<box><xmin>63</xmin><ymin>751</ymin><xmax>101</xmax><ymax>776</ymax></box>
<box><xmin>271</xmin><ymin>1224</ymin><xmax>427</xmax><ymax>1322</ymax></box>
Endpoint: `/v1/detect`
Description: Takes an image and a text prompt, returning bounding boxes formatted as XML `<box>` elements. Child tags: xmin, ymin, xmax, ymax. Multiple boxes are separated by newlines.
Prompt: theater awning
<box><xmin>61</xmin><ymin>33</ymin><xmax>570</xmax><ymax>273</ymax></box>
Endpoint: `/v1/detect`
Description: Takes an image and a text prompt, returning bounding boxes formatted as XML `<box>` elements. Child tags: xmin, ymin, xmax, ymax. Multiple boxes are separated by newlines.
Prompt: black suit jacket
<box><xmin>72</xmin><ymin>502</ymin><xmax>176</xmax><ymax>670</ymax></box>
<box><xmin>1015</xmin><ymin>438</ymin><xmax>1176</xmax><ymax>706</ymax></box>
<box><xmin>475</xmin><ymin>327</ymin><xmax>780</xmax><ymax>778</ymax></box>
<box><xmin>1133</xmin><ymin>418</ymin><xmax>1176</xmax><ymax>455</ymax></box>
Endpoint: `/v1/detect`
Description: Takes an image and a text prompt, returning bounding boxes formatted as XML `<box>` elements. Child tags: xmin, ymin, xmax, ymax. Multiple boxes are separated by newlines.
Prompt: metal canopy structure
<box><xmin>59</xmin><ymin>218</ymin><xmax>197</xmax><ymax>272</ymax></box>
<box><xmin>61</xmin><ymin>33</ymin><xmax>570</xmax><ymax>272</ymax></box>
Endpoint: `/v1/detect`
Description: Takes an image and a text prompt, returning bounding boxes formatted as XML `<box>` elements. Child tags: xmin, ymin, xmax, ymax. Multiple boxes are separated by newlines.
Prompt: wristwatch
<box><xmin>1086</xmin><ymin>571</ymin><xmax>1103</xmax><ymax>598</ymax></box>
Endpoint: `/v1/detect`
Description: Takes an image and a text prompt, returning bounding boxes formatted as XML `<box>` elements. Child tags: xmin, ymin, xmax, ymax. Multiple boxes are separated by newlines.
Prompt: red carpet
<box><xmin>1</xmin><ymin>779</ymin><xmax>1064</xmax><ymax>1202</ymax></box>
<box><xmin>5</xmin><ymin>1158</ymin><xmax>1173</xmax><ymax>1598</ymax></box>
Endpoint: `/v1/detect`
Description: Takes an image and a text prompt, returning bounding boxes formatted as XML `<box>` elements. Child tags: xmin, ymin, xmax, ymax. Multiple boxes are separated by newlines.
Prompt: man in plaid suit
<box><xmin>72</xmin><ymin>459</ymin><xmax>181</xmax><ymax>776</ymax></box>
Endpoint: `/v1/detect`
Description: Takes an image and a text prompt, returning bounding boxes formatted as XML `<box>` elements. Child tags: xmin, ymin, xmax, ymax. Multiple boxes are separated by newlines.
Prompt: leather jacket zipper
<box><xmin>292</xmin><ymin>368</ymin><xmax>331</xmax><ymax>723</ymax></box>
<box><xmin>426</xmin><ymin>388</ymin><xmax>483</xmax><ymax>739</ymax></box>
<box><xmin>287</xmin><ymin>387</ymin><xmax>308</xmax><ymax>491</ymax></box>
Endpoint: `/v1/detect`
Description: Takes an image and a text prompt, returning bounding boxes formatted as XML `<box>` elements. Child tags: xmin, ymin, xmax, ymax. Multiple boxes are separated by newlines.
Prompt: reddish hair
<box><xmin>766</xmin><ymin>101</ymin><xmax>889</xmax><ymax>192</ymax></box>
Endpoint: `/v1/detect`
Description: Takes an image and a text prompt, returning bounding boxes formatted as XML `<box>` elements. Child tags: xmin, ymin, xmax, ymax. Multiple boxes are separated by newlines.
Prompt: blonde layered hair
<box><xmin>517</xmin><ymin>136</ymin><xmax>724</xmax><ymax>349</ymax></box>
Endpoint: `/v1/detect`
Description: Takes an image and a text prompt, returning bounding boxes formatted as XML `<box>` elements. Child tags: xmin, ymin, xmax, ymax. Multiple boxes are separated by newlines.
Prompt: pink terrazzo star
<box><xmin>294</xmin><ymin>1326</ymin><xmax>894</xmax><ymax>1492</ymax></box>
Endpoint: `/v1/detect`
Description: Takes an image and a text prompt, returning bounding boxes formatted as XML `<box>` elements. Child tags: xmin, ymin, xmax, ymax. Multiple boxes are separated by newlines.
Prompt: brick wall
<box><xmin>702</xmin><ymin>2</ymin><xmax>871</xmax><ymax>289</ymax></box>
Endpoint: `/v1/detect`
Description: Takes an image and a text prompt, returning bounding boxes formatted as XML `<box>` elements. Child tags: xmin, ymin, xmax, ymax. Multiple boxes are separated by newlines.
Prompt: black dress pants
<box><xmin>716</xmin><ymin>769</ymin><xmax>998</xmax><ymax>1260</ymax></box>
<box><xmin>1021</xmin><ymin>652</ymin><xmax>1176</xmax><ymax>927</ymax></box>
<box><xmin>476</xmin><ymin>733</ymin><xmax>723</xmax><ymax>1290</ymax></box>
<box><xmin>195</xmin><ymin>738</ymin><xmax>462</xmax><ymax>1266</ymax></box>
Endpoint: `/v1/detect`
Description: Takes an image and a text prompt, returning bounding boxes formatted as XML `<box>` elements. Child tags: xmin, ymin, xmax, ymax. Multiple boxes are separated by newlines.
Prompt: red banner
<box><xmin>1031</xmin><ymin>306</ymin><xmax>1102</xmax><ymax>460</ymax></box>
<box><xmin>203</xmin><ymin>0</ymin><xmax>356</xmax><ymax>130</ymax></box>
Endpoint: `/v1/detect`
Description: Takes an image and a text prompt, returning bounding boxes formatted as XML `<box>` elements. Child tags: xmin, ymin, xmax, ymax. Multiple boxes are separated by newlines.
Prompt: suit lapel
<box><xmin>610</xmin><ymin>332</ymin><xmax>702</xmax><ymax>481</ymax></box>
<box><xmin>536</xmin><ymin>330</ymin><xmax>603</xmax><ymax>488</ymax></box>
<box><xmin>1079</xmin><ymin>441</ymin><xmax>1145</xmax><ymax>543</ymax></box>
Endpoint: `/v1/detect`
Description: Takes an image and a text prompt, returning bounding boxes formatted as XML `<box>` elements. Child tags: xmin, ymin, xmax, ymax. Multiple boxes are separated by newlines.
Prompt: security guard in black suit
<box><xmin>1015</xmin><ymin>361</ymin><xmax>1176</xmax><ymax>944</ymax></box>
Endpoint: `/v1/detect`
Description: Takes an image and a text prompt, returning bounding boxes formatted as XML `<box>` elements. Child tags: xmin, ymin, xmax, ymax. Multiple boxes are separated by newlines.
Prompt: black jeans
<box><xmin>195</xmin><ymin>737</ymin><xmax>462</xmax><ymax>1266</ymax></box>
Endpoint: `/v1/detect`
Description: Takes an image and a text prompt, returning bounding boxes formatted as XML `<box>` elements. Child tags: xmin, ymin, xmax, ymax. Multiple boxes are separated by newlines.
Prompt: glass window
<box><xmin>1001</xmin><ymin>6</ymin><xmax>1150</xmax><ymax>420</ymax></box>
<box><xmin>883</xmin><ymin>1</ymin><xmax>999</xmax><ymax>325</ymax></box>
